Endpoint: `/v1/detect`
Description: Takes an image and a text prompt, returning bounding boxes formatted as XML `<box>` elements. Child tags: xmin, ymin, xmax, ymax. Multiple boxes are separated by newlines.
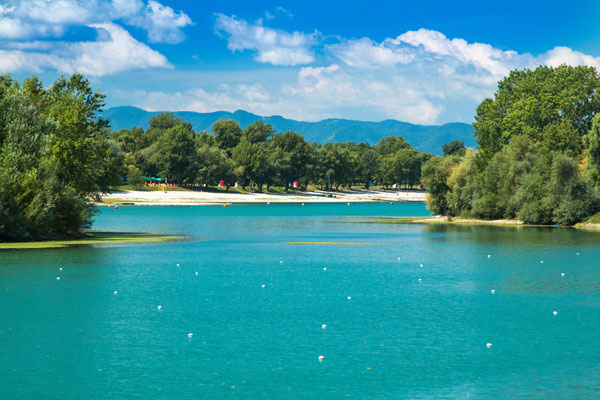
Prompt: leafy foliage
<box><xmin>114</xmin><ymin>116</ymin><xmax>430</xmax><ymax>193</ymax></box>
<box><xmin>0</xmin><ymin>74</ymin><xmax>122</xmax><ymax>240</ymax></box>
<box><xmin>423</xmin><ymin>66</ymin><xmax>600</xmax><ymax>225</ymax></box>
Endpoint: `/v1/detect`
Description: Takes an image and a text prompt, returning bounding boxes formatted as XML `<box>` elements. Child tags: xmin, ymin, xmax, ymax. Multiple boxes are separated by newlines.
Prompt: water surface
<box><xmin>1</xmin><ymin>203</ymin><xmax>599</xmax><ymax>399</ymax></box>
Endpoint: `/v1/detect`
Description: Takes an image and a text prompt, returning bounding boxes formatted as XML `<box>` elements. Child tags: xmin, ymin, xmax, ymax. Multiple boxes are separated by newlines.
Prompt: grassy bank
<box><xmin>353</xmin><ymin>215</ymin><xmax>600</xmax><ymax>231</ymax></box>
<box><xmin>0</xmin><ymin>231</ymin><xmax>186</xmax><ymax>250</ymax></box>
<box><xmin>352</xmin><ymin>216</ymin><xmax>557</xmax><ymax>228</ymax></box>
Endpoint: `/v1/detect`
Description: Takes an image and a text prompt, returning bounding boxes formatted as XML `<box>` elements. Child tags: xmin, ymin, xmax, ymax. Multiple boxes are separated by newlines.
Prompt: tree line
<box><xmin>4</xmin><ymin>65</ymin><xmax>600</xmax><ymax>241</ymax></box>
<box><xmin>422</xmin><ymin>65</ymin><xmax>600</xmax><ymax>225</ymax></box>
<box><xmin>0</xmin><ymin>73</ymin><xmax>435</xmax><ymax>240</ymax></box>
<box><xmin>0</xmin><ymin>74</ymin><xmax>122</xmax><ymax>240</ymax></box>
<box><xmin>113</xmin><ymin>114</ymin><xmax>432</xmax><ymax>191</ymax></box>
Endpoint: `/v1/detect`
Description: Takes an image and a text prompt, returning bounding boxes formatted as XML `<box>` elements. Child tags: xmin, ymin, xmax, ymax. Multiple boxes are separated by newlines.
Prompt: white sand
<box><xmin>101</xmin><ymin>189</ymin><xmax>426</xmax><ymax>205</ymax></box>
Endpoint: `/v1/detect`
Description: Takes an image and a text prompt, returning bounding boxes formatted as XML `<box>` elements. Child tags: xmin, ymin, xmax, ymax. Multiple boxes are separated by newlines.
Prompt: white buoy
<box><xmin>397</xmin><ymin>257</ymin><xmax>400</xmax><ymax>260</ymax></box>
<box><xmin>322</xmin><ymin>324</ymin><xmax>327</xmax><ymax>329</ymax></box>
<box><xmin>553</xmin><ymin>311</ymin><xmax>558</xmax><ymax>315</ymax></box>
<box><xmin>576</xmin><ymin>252</ymin><xmax>579</xmax><ymax>256</ymax></box>
<box><xmin>418</xmin><ymin>278</ymin><xmax>422</xmax><ymax>282</ymax></box>
<box><xmin>347</xmin><ymin>202</ymin><xmax>350</xmax><ymax>206</ymax></box>
<box><xmin>561</xmin><ymin>273</ymin><xmax>565</xmax><ymax>277</ymax></box>
<box><xmin>114</xmin><ymin>291</ymin><xmax>118</xmax><ymax>295</ymax></box>
<box><xmin>486</xmin><ymin>343</ymin><xmax>492</xmax><ymax>348</ymax></box>
<box><xmin>280</xmin><ymin>260</ymin><xmax>283</xmax><ymax>264</ymax></box>
<box><xmin>59</xmin><ymin>267</ymin><xmax>63</xmax><ymax>271</ymax></box>
<box><xmin>267</xmin><ymin>202</ymin><xmax>270</xmax><ymax>205</ymax></box>
<box><xmin>176</xmin><ymin>264</ymin><xmax>180</xmax><ymax>267</ymax></box>
<box><xmin>540</xmin><ymin>261</ymin><xmax>544</xmax><ymax>264</ymax></box>
<box><xmin>318</xmin><ymin>355</ymin><xmax>324</xmax><ymax>361</ymax></box>
<box><xmin>261</xmin><ymin>284</ymin><xmax>266</xmax><ymax>288</ymax></box>
<box><xmin>56</xmin><ymin>277</ymin><xmax>60</xmax><ymax>280</ymax></box>
<box><xmin>491</xmin><ymin>289</ymin><xmax>495</xmax><ymax>294</ymax></box>
<box><xmin>195</xmin><ymin>272</ymin><xmax>199</xmax><ymax>275</ymax></box>
<box><xmin>157</xmin><ymin>305</ymin><xmax>162</xmax><ymax>310</ymax></box>
<box><xmin>188</xmin><ymin>333</ymin><xmax>193</xmax><ymax>338</ymax></box>
<box><xmin>487</xmin><ymin>255</ymin><xmax>491</xmax><ymax>258</ymax></box>
<box><xmin>323</xmin><ymin>267</ymin><xmax>327</xmax><ymax>271</ymax></box>
<box><xmin>419</xmin><ymin>264</ymin><xmax>423</xmax><ymax>267</ymax></box>
<box><xmin>347</xmin><ymin>296</ymin><xmax>351</xmax><ymax>300</ymax></box>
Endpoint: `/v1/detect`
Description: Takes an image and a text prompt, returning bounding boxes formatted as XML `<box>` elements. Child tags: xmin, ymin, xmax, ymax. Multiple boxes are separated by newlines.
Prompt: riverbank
<box><xmin>99</xmin><ymin>189</ymin><xmax>426</xmax><ymax>205</ymax></box>
<box><xmin>356</xmin><ymin>215</ymin><xmax>600</xmax><ymax>230</ymax></box>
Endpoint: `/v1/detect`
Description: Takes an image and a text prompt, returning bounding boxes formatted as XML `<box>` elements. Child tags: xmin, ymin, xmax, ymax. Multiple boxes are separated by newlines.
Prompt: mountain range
<box><xmin>103</xmin><ymin>106</ymin><xmax>475</xmax><ymax>155</ymax></box>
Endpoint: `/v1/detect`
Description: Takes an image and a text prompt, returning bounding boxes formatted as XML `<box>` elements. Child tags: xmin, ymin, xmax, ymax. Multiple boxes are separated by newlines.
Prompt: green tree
<box><xmin>545</xmin><ymin>153</ymin><xmax>600</xmax><ymax>225</ymax></box>
<box><xmin>357</xmin><ymin>146</ymin><xmax>379</xmax><ymax>189</ymax></box>
<box><xmin>154</xmin><ymin>123</ymin><xmax>197</xmax><ymax>183</ymax></box>
<box><xmin>474</xmin><ymin>65</ymin><xmax>600</xmax><ymax>167</ymax></box>
<box><xmin>0</xmin><ymin>74</ymin><xmax>121</xmax><ymax>240</ymax></box>
<box><xmin>213</xmin><ymin>119</ymin><xmax>242</xmax><ymax>151</ymax></box>
<box><xmin>243</xmin><ymin>120</ymin><xmax>274</xmax><ymax>144</ymax></box>
<box><xmin>421</xmin><ymin>155</ymin><xmax>461</xmax><ymax>215</ymax></box>
<box><xmin>584</xmin><ymin>114</ymin><xmax>600</xmax><ymax>185</ymax></box>
<box><xmin>269</xmin><ymin>131</ymin><xmax>311</xmax><ymax>189</ymax></box>
<box><xmin>377</xmin><ymin>136</ymin><xmax>411</xmax><ymax>156</ymax></box>
<box><xmin>442</xmin><ymin>140</ymin><xmax>466</xmax><ymax>156</ymax></box>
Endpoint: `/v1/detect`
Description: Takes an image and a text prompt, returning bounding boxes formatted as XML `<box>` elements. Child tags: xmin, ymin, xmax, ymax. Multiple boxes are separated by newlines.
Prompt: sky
<box><xmin>1</xmin><ymin>0</ymin><xmax>600</xmax><ymax>124</ymax></box>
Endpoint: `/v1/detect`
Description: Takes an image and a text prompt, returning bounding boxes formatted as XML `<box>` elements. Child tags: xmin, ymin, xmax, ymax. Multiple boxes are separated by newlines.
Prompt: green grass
<box><xmin>350</xmin><ymin>216</ymin><xmax>551</xmax><ymax>228</ymax></box>
<box><xmin>585</xmin><ymin>211</ymin><xmax>600</xmax><ymax>223</ymax></box>
<box><xmin>0</xmin><ymin>231</ymin><xmax>186</xmax><ymax>250</ymax></box>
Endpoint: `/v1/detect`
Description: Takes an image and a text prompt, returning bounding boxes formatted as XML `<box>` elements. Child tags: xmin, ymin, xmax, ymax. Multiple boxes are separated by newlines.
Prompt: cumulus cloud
<box><xmin>0</xmin><ymin>23</ymin><xmax>171</xmax><ymax>76</ymax></box>
<box><xmin>0</xmin><ymin>0</ymin><xmax>191</xmax><ymax>43</ymax></box>
<box><xmin>0</xmin><ymin>0</ymin><xmax>189</xmax><ymax>75</ymax></box>
<box><xmin>329</xmin><ymin>38</ymin><xmax>414</xmax><ymax>68</ymax></box>
<box><xmin>127</xmin><ymin>0</ymin><xmax>192</xmax><ymax>44</ymax></box>
<box><xmin>214</xmin><ymin>14</ymin><xmax>316</xmax><ymax>66</ymax></box>
<box><xmin>129</xmin><ymin>26</ymin><xmax>600</xmax><ymax>124</ymax></box>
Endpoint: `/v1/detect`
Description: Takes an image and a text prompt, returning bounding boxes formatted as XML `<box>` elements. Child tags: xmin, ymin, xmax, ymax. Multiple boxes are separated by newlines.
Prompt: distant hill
<box><xmin>103</xmin><ymin>106</ymin><xmax>475</xmax><ymax>155</ymax></box>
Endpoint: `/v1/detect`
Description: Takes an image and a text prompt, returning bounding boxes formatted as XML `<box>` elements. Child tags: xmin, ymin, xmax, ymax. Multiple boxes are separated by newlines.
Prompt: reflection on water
<box><xmin>425</xmin><ymin>223</ymin><xmax>600</xmax><ymax>246</ymax></box>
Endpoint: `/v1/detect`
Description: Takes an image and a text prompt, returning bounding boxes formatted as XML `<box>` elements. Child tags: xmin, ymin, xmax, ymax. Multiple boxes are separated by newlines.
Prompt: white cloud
<box><xmin>123</xmin><ymin>26</ymin><xmax>600</xmax><ymax>125</ymax></box>
<box><xmin>329</xmin><ymin>38</ymin><xmax>414</xmax><ymax>68</ymax></box>
<box><xmin>0</xmin><ymin>0</ymin><xmax>191</xmax><ymax>43</ymax></box>
<box><xmin>0</xmin><ymin>0</ymin><xmax>188</xmax><ymax>75</ymax></box>
<box><xmin>541</xmin><ymin>46</ymin><xmax>600</xmax><ymax>69</ymax></box>
<box><xmin>0</xmin><ymin>23</ymin><xmax>171</xmax><ymax>76</ymax></box>
<box><xmin>214</xmin><ymin>14</ymin><xmax>316</xmax><ymax>66</ymax></box>
<box><xmin>127</xmin><ymin>0</ymin><xmax>192</xmax><ymax>44</ymax></box>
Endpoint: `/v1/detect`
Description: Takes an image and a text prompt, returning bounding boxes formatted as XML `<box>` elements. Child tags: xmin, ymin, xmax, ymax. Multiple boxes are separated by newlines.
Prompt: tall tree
<box><xmin>473</xmin><ymin>65</ymin><xmax>600</xmax><ymax>167</ymax></box>
<box><xmin>213</xmin><ymin>119</ymin><xmax>242</xmax><ymax>151</ymax></box>
<box><xmin>442</xmin><ymin>140</ymin><xmax>466</xmax><ymax>156</ymax></box>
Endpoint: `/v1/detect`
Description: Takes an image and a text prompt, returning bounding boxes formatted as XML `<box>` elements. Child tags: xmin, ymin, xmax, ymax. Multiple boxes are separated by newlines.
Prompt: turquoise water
<box><xmin>1</xmin><ymin>203</ymin><xmax>600</xmax><ymax>399</ymax></box>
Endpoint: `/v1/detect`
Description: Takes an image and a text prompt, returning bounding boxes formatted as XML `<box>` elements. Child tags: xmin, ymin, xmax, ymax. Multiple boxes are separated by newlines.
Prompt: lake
<box><xmin>1</xmin><ymin>203</ymin><xmax>599</xmax><ymax>399</ymax></box>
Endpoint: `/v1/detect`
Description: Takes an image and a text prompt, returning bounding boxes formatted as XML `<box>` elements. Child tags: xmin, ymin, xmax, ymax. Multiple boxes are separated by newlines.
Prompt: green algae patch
<box><xmin>287</xmin><ymin>241</ymin><xmax>388</xmax><ymax>245</ymax></box>
<box><xmin>0</xmin><ymin>231</ymin><xmax>187</xmax><ymax>250</ymax></box>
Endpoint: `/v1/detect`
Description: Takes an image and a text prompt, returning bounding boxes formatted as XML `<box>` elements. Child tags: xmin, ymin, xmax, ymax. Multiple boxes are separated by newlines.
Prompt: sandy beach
<box><xmin>101</xmin><ymin>189</ymin><xmax>426</xmax><ymax>205</ymax></box>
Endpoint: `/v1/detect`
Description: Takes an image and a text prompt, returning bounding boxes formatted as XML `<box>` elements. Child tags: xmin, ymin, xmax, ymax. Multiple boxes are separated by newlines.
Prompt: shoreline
<box><xmin>99</xmin><ymin>189</ymin><xmax>427</xmax><ymax>206</ymax></box>
<box><xmin>355</xmin><ymin>216</ymin><xmax>600</xmax><ymax>230</ymax></box>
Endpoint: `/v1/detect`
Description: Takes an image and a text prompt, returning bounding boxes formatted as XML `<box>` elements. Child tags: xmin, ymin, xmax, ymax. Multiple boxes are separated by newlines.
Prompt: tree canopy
<box><xmin>424</xmin><ymin>65</ymin><xmax>600</xmax><ymax>225</ymax></box>
<box><xmin>0</xmin><ymin>74</ymin><xmax>122</xmax><ymax>240</ymax></box>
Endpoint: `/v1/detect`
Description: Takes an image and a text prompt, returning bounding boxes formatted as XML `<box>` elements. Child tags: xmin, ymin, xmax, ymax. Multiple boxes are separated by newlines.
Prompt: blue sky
<box><xmin>2</xmin><ymin>0</ymin><xmax>600</xmax><ymax>124</ymax></box>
